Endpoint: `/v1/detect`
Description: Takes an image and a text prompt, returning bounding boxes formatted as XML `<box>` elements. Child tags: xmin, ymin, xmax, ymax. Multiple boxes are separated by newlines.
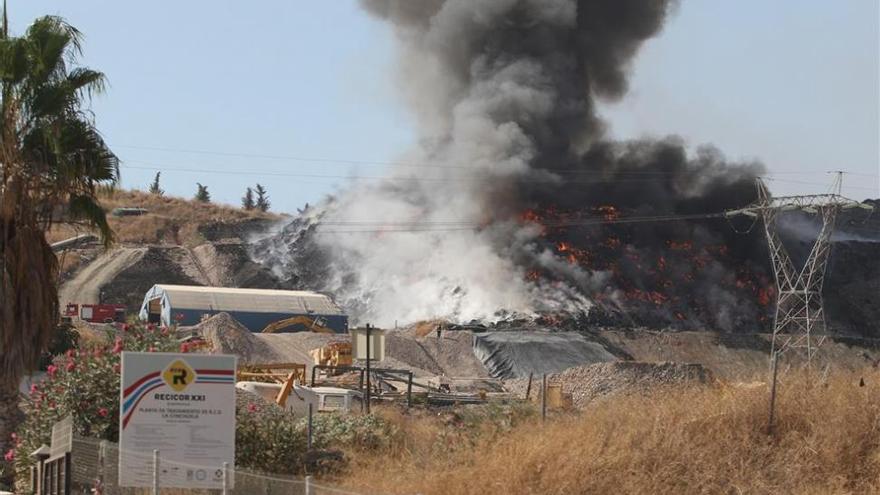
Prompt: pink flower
<box><xmin>29</xmin><ymin>384</ymin><xmax>38</xmax><ymax>395</ymax></box>
<box><xmin>121</xmin><ymin>323</ymin><xmax>129</xmax><ymax>332</ymax></box>
<box><xmin>247</xmin><ymin>403</ymin><xmax>257</xmax><ymax>413</ymax></box>
<box><xmin>112</xmin><ymin>337</ymin><xmax>124</xmax><ymax>354</ymax></box>
<box><xmin>179</xmin><ymin>343</ymin><xmax>190</xmax><ymax>353</ymax></box>
<box><xmin>112</xmin><ymin>363</ymin><xmax>121</xmax><ymax>373</ymax></box>
<box><xmin>98</xmin><ymin>408</ymin><xmax>109</xmax><ymax>418</ymax></box>
<box><xmin>4</xmin><ymin>449</ymin><xmax>14</xmax><ymax>462</ymax></box>
<box><xmin>148</xmin><ymin>347</ymin><xmax>157</xmax><ymax>353</ymax></box>
<box><xmin>46</xmin><ymin>365</ymin><xmax>58</xmax><ymax>378</ymax></box>
<box><xmin>66</xmin><ymin>349</ymin><xmax>76</xmax><ymax>358</ymax></box>
<box><xmin>147</xmin><ymin>323</ymin><xmax>155</xmax><ymax>331</ymax></box>
<box><xmin>65</xmin><ymin>361</ymin><xmax>76</xmax><ymax>373</ymax></box>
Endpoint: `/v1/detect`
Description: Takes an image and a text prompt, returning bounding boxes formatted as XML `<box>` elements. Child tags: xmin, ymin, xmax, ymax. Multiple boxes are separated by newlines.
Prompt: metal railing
<box><xmin>57</xmin><ymin>437</ymin><xmax>365</xmax><ymax>495</ymax></box>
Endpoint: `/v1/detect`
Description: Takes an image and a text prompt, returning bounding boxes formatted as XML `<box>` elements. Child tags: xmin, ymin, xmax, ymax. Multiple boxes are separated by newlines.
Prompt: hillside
<box><xmin>48</xmin><ymin>189</ymin><xmax>279</xmax><ymax>246</ymax></box>
<box><xmin>54</xmin><ymin>189</ymin><xmax>284</xmax><ymax>309</ymax></box>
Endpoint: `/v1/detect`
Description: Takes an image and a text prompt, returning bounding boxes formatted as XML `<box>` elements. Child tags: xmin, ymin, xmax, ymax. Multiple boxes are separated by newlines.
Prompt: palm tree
<box><xmin>0</xmin><ymin>9</ymin><xmax>118</xmax><ymax>485</ymax></box>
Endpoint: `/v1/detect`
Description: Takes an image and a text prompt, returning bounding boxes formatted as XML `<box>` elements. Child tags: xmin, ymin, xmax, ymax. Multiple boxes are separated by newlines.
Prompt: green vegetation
<box><xmin>242</xmin><ymin>186</ymin><xmax>255</xmax><ymax>210</ymax></box>
<box><xmin>236</xmin><ymin>397</ymin><xmax>393</xmax><ymax>476</ymax></box>
<box><xmin>148</xmin><ymin>171</ymin><xmax>164</xmax><ymax>195</ymax></box>
<box><xmin>0</xmin><ymin>11</ymin><xmax>118</xmax><ymax>486</ymax></box>
<box><xmin>8</xmin><ymin>320</ymin><xmax>395</xmax><ymax>491</ymax></box>
<box><xmin>8</xmin><ymin>322</ymin><xmax>183</xmax><ymax>488</ymax></box>
<box><xmin>194</xmin><ymin>182</ymin><xmax>211</xmax><ymax>202</ymax></box>
<box><xmin>255</xmin><ymin>183</ymin><xmax>270</xmax><ymax>212</ymax></box>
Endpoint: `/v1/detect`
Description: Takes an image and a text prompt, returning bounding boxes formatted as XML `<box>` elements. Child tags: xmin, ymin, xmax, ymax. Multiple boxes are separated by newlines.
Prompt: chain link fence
<box><xmin>64</xmin><ymin>437</ymin><xmax>363</xmax><ymax>495</ymax></box>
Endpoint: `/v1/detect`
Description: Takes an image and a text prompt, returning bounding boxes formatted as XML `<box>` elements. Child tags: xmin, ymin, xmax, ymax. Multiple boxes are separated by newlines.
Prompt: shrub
<box><xmin>10</xmin><ymin>319</ymin><xmax>397</xmax><ymax>484</ymax></box>
<box><xmin>235</xmin><ymin>393</ymin><xmax>395</xmax><ymax>475</ymax></box>
<box><xmin>10</xmin><ymin>323</ymin><xmax>185</xmax><ymax>483</ymax></box>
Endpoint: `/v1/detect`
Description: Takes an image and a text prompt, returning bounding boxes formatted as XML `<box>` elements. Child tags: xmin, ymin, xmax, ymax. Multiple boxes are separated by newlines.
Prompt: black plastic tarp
<box><xmin>472</xmin><ymin>331</ymin><xmax>617</xmax><ymax>379</ymax></box>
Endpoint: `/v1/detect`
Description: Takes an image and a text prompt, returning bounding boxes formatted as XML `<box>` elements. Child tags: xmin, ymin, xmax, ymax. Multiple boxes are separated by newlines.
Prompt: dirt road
<box><xmin>59</xmin><ymin>247</ymin><xmax>147</xmax><ymax>305</ymax></box>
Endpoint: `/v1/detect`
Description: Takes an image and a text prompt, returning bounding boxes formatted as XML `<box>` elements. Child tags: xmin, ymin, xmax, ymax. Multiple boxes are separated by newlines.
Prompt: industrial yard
<box><xmin>1</xmin><ymin>0</ymin><xmax>878</xmax><ymax>494</ymax></box>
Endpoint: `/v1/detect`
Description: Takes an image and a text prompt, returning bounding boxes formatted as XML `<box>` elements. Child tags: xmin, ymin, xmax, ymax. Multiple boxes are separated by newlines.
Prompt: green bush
<box><xmin>235</xmin><ymin>394</ymin><xmax>395</xmax><ymax>475</ymax></box>
<box><xmin>11</xmin><ymin>320</ymin><xmax>396</xmax><ymax>484</ymax></box>
<box><xmin>11</xmin><ymin>323</ymin><xmax>185</xmax><ymax>483</ymax></box>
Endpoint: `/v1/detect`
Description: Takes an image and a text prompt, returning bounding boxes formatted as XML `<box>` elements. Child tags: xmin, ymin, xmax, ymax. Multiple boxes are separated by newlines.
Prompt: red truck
<box><xmin>63</xmin><ymin>303</ymin><xmax>126</xmax><ymax>323</ymax></box>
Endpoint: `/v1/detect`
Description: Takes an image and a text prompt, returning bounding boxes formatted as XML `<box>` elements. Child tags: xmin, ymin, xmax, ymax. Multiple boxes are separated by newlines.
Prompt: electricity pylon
<box><xmin>726</xmin><ymin>177</ymin><xmax>872</xmax><ymax>362</ymax></box>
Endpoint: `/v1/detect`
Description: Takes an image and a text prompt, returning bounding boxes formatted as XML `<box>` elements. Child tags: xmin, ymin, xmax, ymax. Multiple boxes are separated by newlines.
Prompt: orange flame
<box><xmin>596</xmin><ymin>205</ymin><xmax>620</xmax><ymax>221</ymax></box>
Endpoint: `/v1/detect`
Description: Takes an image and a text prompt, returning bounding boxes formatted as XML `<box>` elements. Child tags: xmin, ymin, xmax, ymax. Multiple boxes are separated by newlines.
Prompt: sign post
<box><xmin>119</xmin><ymin>352</ymin><xmax>236</xmax><ymax>490</ymax></box>
<box><xmin>350</xmin><ymin>326</ymin><xmax>385</xmax><ymax>414</ymax></box>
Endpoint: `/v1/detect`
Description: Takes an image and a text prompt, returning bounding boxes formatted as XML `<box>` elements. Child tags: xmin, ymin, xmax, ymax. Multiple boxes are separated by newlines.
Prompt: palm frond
<box><xmin>0</xmin><ymin>38</ymin><xmax>27</xmax><ymax>83</ymax></box>
<box><xmin>67</xmin><ymin>194</ymin><xmax>112</xmax><ymax>246</ymax></box>
<box><xmin>0</xmin><ymin>13</ymin><xmax>116</xmax><ymax>393</ymax></box>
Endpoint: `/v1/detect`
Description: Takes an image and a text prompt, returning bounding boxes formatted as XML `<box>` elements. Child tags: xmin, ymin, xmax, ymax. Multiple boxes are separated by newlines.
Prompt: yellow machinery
<box><xmin>309</xmin><ymin>341</ymin><xmax>353</xmax><ymax>369</ymax></box>
<box><xmin>261</xmin><ymin>315</ymin><xmax>335</xmax><ymax>334</ymax></box>
<box><xmin>237</xmin><ymin>363</ymin><xmax>307</xmax><ymax>386</ymax></box>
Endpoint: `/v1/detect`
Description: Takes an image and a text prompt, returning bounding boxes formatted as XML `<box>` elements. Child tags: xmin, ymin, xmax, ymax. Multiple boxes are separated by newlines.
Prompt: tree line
<box><xmin>148</xmin><ymin>172</ymin><xmax>270</xmax><ymax>212</ymax></box>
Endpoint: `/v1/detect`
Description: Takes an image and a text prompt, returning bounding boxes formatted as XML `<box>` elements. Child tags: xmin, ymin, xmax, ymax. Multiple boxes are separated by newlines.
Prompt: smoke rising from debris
<box><xmin>253</xmin><ymin>0</ymin><xmax>771</xmax><ymax>329</ymax></box>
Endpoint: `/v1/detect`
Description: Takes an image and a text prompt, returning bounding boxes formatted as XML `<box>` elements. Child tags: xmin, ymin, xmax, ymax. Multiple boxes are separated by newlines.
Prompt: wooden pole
<box><xmin>365</xmin><ymin>324</ymin><xmax>372</xmax><ymax>414</ymax></box>
<box><xmin>307</xmin><ymin>403</ymin><xmax>314</xmax><ymax>450</ymax></box>
<box><xmin>767</xmin><ymin>351</ymin><xmax>779</xmax><ymax>434</ymax></box>
<box><xmin>305</xmin><ymin>475</ymin><xmax>314</xmax><ymax>495</ymax></box>
<box><xmin>406</xmin><ymin>371</ymin><xmax>413</xmax><ymax>410</ymax></box>
<box><xmin>152</xmin><ymin>450</ymin><xmax>159</xmax><ymax>495</ymax></box>
<box><xmin>525</xmin><ymin>372</ymin><xmax>534</xmax><ymax>400</ymax></box>
<box><xmin>541</xmin><ymin>374</ymin><xmax>547</xmax><ymax>422</ymax></box>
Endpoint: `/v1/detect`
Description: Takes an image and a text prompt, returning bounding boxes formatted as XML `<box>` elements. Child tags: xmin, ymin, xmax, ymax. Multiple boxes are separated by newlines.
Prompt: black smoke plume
<box><xmin>253</xmin><ymin>0</ymin><xmax>772</xmax><ymax>331</ymax></box>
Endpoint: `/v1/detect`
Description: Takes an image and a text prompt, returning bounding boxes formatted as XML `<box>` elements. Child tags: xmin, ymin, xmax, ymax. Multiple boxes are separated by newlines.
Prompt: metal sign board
<box><xmin>350</xmin><ymin>327</ymin><xmax>385</xmax><ymax>361</ymax></box>
<box><xmin>118</xmin><ymin>352</ymin><xmax>236</xmax><ymax>489</ymax></box>
<box><xmin>49</xmin><ymin>415</ymin><xmax>73</xmax><ymax>459</ymax></box>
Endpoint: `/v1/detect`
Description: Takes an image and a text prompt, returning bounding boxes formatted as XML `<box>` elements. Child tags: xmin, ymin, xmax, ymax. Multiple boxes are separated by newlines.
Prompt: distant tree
<box><xmin>255</xmin><ymin>184</ymin><xmax>270</xmax><ymax>212</ymax></box>
<box><xmin>149</xmin><ymin>172</ymin><xmax>164</xmax><ymax>195</ymax></box>
<box><xmin>241</xmin><ymin>187</ymin><xmax>255</xmax><ymax>210</ymax></box>
<box><xmin>195</xmin><ymin>183</ymin><xmax>211</xmax><ymax>203</ymax></box>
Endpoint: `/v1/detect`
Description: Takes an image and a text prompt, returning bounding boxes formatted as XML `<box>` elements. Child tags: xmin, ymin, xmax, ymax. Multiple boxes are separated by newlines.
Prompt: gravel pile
<box><xmin>253</xmin><ymin>332</ymin><xmax>343</xmax><ymax>368</ymax></box>
<box><xmin>191</xmin><ymin>314</ymin><xmax>489</xmax><ymax>379</ymax></box>
<box><xmin>192</xmin><ymin>312</ymin><xmax>282</xmax><ymax>364</ymax></box>
<box><xmin>386</xmin><ymin>330</ymin><xmax>489</xmax><ymax>378</ymax></box>
<box><xmin>506</xmin><ymin>361</ymin><xmax>714</xmax><ymax>408</ymax></box>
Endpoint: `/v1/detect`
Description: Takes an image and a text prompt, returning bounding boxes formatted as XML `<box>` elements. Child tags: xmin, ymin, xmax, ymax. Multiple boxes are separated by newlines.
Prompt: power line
<box><xmin>114</xmin><ymin>143</ymin><xmax>879</xmax><ymax>178</ymax></box>
<box><xmin>117</xmin><ymin>163</ymin><xmax>741</xmax><ymax>185</ymax></box>
<box><xmin>761</xmin><ymin>176</ymin><xmax>878</xmax><ymax>192</ymax></box>
<box><xmin>310</xmin><ymin>212</ymin><xmax>730</xmax><ymax>234</ymax></box>
<box><xmin>119</xmin><ymin>162</ymin><xmax>880</xmax><ymax>191</ymax></box>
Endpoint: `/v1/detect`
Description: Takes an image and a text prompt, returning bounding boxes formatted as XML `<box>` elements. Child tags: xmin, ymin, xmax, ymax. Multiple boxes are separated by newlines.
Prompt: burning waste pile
<box><xmin>252</xmin><ymin>0</ymin><xmax>777</xmax><ymax>332</ymax></box>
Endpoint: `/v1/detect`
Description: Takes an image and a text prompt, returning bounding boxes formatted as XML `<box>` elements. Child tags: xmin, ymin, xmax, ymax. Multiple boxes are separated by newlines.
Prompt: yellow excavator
<box><xmin>261</xmin><ymin>315</ymin><xmax>335</xmax><ymax>334</ymax></box>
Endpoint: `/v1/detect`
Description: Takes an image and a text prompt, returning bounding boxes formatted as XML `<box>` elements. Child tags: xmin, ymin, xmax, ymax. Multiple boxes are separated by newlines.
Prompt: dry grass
<box><xmin>338</xmin><ymin>370</ymin><xmax>880</xmax><ymax>495</ymax></box>
<box><xmin>47</xmin><ymin>189</ymin><xmax>280</xmax><ymax>246</ymax></box>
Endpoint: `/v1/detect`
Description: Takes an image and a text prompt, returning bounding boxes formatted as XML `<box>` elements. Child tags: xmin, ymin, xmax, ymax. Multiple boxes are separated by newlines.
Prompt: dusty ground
<box><xmin>193</xmin><ymin>311</ymin><xmax>880</xmax><ymax>399</ymax></box>
<box><xmin>602</xmin><ymin>330</ymin><xmax>880</xmax><ymax>380</ymax></box>
<box><xmin>54</xmin><ymin>188</ymin><xmax>282</xmax><ymax>309</ymax></box>
<box><xmin>386</xmin><ymin>331</ymin><xmax>489</xmax><ymax>378</ymax></box>
<box><xmin>58</xmin><ymin>247</ymin><xmax>147</xmax><ymax>305</ymax></box>
<box><xmin>505</xmin><ymin>361</ymin><xmax>714</xmax><ymax>408</ymax></box>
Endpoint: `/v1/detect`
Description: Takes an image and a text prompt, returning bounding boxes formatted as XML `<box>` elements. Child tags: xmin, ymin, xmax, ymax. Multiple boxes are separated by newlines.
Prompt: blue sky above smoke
<box><xmin>11</xmin><ymin>0</ymin><xmax>879</xmax><ymax>212</ymax></box>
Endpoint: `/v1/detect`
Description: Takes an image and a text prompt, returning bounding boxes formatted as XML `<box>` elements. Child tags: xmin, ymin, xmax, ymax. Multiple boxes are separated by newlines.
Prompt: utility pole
<box><xmin>767</xmin><ymin>351</ymin><xmax>779</xmax><ymax>434</ymax></box>
<box><xmin>365</xmin><ymin>323</ymin><xmax>372</xmax><ymax>414</ymax></box>
<box><xmin>726</xmin><ymin>178</ymin><xmax>872</xmax><ymax>364</ymax></box>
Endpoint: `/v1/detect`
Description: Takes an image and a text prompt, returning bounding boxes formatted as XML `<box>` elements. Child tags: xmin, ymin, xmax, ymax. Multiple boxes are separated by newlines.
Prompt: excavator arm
<box><xmin>261</xmin><ymin>315</ymin><xmax>334</xmax><ymax>334</ymax></box>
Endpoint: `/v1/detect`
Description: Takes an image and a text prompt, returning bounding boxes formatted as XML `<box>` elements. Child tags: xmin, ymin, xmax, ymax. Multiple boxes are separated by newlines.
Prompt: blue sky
<box><xmin>11</xmin><ymin>1</ymin><xmax>880</xmax><ymax>213</ymax></box>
